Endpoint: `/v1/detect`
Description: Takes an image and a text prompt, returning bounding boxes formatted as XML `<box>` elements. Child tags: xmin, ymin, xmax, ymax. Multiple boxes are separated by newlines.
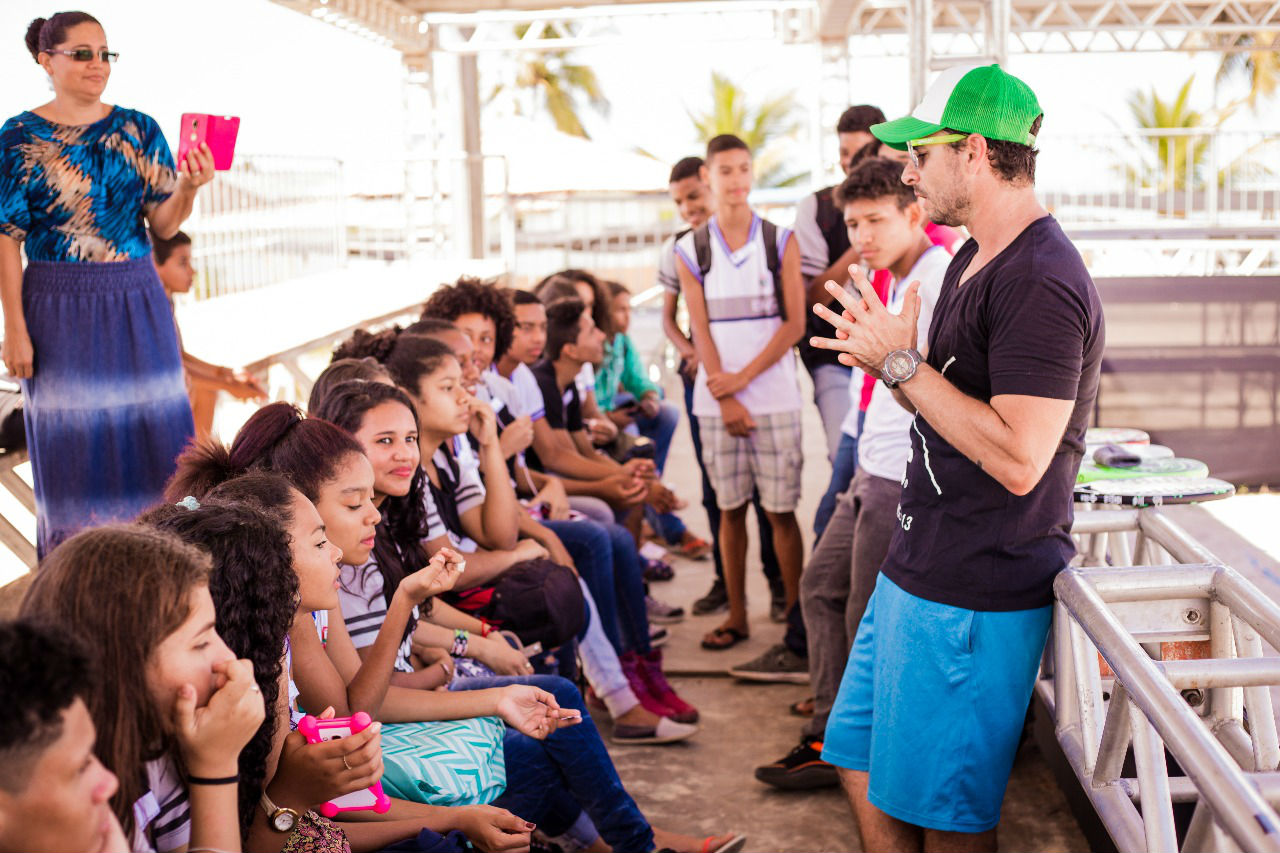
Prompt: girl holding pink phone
<box><xmin>0</xmin><ymin>12</ymin><xmax>217</xmax><ymax>557</ymax></box>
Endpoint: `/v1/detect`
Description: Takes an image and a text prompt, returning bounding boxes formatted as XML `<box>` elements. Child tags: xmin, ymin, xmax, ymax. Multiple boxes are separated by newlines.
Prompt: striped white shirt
<box><xmin>338</xmin><ymin>559</ymin><xmax>418</xmax><ymax>672</ymax></box>
<box><xmin>675</xmin><ymin>213</ymin><xmax>803</xmax><ymax>418</ymax></box>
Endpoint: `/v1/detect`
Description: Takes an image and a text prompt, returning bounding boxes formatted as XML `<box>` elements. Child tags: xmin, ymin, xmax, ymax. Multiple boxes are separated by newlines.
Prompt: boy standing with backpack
<box><xmin>675</xmin><ymin>135</ymin><xmax>806</xmax><ymax>651</ymax></box>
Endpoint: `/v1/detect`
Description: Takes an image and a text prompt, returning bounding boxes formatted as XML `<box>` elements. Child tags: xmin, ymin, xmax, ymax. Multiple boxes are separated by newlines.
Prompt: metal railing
<box><xmin>183</xmin><ymin>155</ymin><xmax>346</xmax><ymax>300</ymax></box>
<box><xmin>1044</xmin><ymin>508</ymin><xmax>1280</xmax><ymax>852</ymax></box>
<box><xmin>1039</xmin><ymin>128</ymin><xmax>1280</xmax><ymax>227</ymax></box>
<box><xmin>183</xmin><ymin>128</ymin><xmax>1277</xmax><ymax>301</ymax></box>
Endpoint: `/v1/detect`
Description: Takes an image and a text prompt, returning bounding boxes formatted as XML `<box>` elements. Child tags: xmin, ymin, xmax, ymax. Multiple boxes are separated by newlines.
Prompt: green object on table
<box><xmin>1076</xmin><ymin>456</ymin><xmax>1209</xmax><ymax>484</ymax></box>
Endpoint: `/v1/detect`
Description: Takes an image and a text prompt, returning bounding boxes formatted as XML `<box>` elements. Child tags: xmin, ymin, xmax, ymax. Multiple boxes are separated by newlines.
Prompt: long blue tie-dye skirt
<box><xmin>20</xmin><ymin>257</ymin><xmax>195</xmax><ymax>556</ymax></box>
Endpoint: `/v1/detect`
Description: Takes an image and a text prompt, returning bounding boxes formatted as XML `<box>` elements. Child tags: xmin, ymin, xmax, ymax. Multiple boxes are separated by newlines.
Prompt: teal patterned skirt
<box><xmin>378</xmin><ymin>716</ymin><xmax>507</xmax><ymax>806</ymax></box>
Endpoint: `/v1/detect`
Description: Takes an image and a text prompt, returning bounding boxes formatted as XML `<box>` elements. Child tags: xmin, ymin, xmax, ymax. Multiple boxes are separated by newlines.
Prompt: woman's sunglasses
<box><xmin>45</xmin><ymin>48</ymin><xmax>119</xmax><ymax>63</ymax></box>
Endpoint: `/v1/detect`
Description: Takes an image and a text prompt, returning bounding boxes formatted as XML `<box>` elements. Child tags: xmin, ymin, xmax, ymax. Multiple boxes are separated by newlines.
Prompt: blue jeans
<box><xmin>681</xmin><ymin>365</ymin><xmax>780</xmax><ymax>585</ymax></box>
<box><xmin>814</xmin><ymin>417</ymin><xmax>863</xmax><ymax>542</ymax></box>
<box><xmin>617</xmin><ymin>392</ymin><xmax>688</xmax><ymax>543</ymax></box>
<box><xmin>542</xmin><ymin>519</ymin><xmax>651</xmax><ymax>654</ymax></box>
<box><xmin>454</xmin><ymin>674</ymin><xmax>654</xmax><ymax>853</ymax></box>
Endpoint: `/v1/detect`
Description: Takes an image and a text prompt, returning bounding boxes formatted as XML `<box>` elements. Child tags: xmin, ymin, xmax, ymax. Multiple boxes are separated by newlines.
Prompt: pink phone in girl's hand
<box><xmin>297</xmin><ymin>712</ymin><xmax>392</xmax><ymax>817</ymax></box>
<box><xmin>177</xmin><ymin>113</ymin><xmax>240</xmax><ymax>170</ymax></box>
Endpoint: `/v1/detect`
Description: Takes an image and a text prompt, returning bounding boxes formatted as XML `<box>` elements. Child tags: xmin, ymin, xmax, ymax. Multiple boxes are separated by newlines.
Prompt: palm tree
<box><xmin>1120</xmin><ymin>74</ymin><xmax>1276</xmax><ymax>203</ymax></box>
<box><xmin>1216</xmin><ymin>33</ymin><xmax>1280</xmax><ymax>113</ymax></box>
<box><xmin>1124</xmin><ymin>75</ymin><xmax>1209</xmax><ymax>191</ymax></box>
<box><xmin>688</xmin><ymin>72</ymin><xmax>806</xmax><ymax>188</ymax></box>
<box><xmin>486</xmin><ymin>24</ymin><xmax>608</xmax><ymax>139</ymax></box>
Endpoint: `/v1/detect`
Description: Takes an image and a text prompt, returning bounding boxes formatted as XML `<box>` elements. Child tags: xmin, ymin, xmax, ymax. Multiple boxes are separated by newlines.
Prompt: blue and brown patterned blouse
<box><xmin>0</xmin><ymin>106</ymin><xmax>177</xmax><ymax>263</ymax></box>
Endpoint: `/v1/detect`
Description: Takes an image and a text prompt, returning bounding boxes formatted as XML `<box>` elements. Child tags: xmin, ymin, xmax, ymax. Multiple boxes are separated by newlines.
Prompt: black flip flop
<box><xmin>701</xmin><ymin>626</ymin><xmax>749</xmax><ymax>651</ymax></box>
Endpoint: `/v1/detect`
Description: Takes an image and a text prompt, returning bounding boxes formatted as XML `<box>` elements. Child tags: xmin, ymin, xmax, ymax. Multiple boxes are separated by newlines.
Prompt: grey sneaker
<box><xmin>693</xmin><ymin>578</ymin><xmax>729</xmax><ymax>615</ymax></box>
<box><xmin>646</xmin><ymin>595</ymin><xmax>685</xmax><ymax>624</ymax></box>
<box><xmin>727</xmin><ymin>643</ymin><xmax>810</xmax><ymax>684</ymax></box>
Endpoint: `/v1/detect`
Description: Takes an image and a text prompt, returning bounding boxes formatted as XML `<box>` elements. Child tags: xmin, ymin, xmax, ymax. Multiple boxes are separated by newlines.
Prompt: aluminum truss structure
<box><xmin>1043</xmin><ymin>509</ymin><xmax>1280</xmax><ymax>852</ymax></box>
<box><xmin>838</xmin><ymin>0</ymin><xmax>1280</xmax><ymax>56</ymax></box>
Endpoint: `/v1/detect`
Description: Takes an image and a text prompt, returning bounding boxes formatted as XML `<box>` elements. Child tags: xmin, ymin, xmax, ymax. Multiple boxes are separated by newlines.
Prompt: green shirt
<box><xmin>595</xmin><ymin>333</ymin><xmax>659</xmax><ymax>411</ymax></box>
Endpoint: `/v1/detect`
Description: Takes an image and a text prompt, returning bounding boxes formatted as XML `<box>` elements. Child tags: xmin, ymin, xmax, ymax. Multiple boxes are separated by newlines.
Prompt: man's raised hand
<box><xmin>808</xmin><ymin>264</ymin><xmax>921</xmax><ymax>377</ymax></box>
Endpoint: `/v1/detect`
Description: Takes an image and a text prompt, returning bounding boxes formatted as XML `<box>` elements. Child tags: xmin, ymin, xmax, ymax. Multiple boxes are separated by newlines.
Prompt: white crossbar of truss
<box><xmin>273</xmin><ymin>0</ymin><xmax>1280</xmax><ymax>55</ymax></box>
<box><xmin>843</xmin><ymin>0</ymin><xmax>1280</xmax><ymax>55</ymax></box>
<box><xmin>424</xmin><ymin>1</ymin><xmax>817</xmax><ymax>53</ymax></box>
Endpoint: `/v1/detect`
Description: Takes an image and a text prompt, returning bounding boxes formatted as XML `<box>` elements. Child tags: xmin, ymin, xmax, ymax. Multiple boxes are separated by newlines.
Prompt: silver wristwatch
<box><xmin>882</xmin><ymin>348</ymin><xmax>923</xmax><ymax>389</ymax></box>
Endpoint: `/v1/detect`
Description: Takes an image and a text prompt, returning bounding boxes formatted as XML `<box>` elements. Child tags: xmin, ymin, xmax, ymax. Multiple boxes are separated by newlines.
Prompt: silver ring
<box><xmin>342</xmin><ymin>755</ymin><xmax>352</xmax><ymax>771</ymax></box>
<box><xmin>249</xmin><ymin>682</ymin><xmax>261</xmax><ymax>693</ymax></box>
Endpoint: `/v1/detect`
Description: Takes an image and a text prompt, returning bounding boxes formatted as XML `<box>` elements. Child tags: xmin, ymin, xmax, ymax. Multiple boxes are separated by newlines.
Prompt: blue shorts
<box><xmin>822</xmin><ymin>573</ymin><xmax>1052</xmax><ymax>833</ymax></box>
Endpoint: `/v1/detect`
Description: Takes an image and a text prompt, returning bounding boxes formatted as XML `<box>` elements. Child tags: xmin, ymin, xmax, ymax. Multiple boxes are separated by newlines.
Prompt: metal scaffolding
<box><xmin>270</xmin><ymin>0</ymin><xmax>1280</xmax><ymax>255</ymax></box>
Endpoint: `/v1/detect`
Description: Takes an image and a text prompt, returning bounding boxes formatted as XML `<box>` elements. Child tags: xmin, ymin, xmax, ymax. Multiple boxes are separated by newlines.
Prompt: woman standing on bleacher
<box><xmin>0</xmin><ymin>11</ymin><xmax>213</xmax><ymax>555</ymax></box>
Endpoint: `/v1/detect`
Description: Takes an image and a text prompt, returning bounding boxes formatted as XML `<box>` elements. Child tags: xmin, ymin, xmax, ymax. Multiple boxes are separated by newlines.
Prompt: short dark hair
<box><xmin>151</xmin><ymin>229</ymin><xmax>191</xmax><ymax>266</ymax></box>
<box><xmin>384</xmin><ymin>334</ymin><xmax>458</xmax><ymax>396</ymax></box>
<box><xmin>604</xmin><ymin>280</ymin><xmax>628</xmax><ymax>299</ymax></box>
<box><xmin>510</xmin><ymin>288</ymin><xmax>541</xmax><ymax>308</ymax></box>
<box><xmin>0</xmin><ymin>621</ymin><xmax>90</xmax><ymax>792</ymax></box>
<box><xmin>834</xmin><ymin>157</ymin><xmax>915</xmax><ymax>210</ymax></box>
<box><xmin>25</xmin><ymin>12</ymin><xmax>100</xmax><ymax>63</ymax></box>
<box><xmin>837</xmin><ymin>105</ymin><xmax>887</xmax><ymax>135</ymax></box>
<box><xmin>545</xmin><ymin>297</ymin><xmax>586</xmax><ymax>362</ymax></box>
<box><xmin>421</xmin><ymin>276</ymin><xmax>515</xmax><ymax>360</ymax></box>
<box><xmin>535</xmin><ymin>270</ymin><xmax>612</xmax><ymax>338</ymax></box>
<box><xmin>308</xmin><ymin>357</ymin><xmax>392</xmax><ymax>414</ymax></box>
<box><xmin>534</xmin><ymin>276</ymin><xmax>579</xmax><ymax>306</ymax></box>
<box><xmin>706</xmin><ymin>134</ymin><xmax>750</xmax><ymax>162</ymax></box>
<box><xmin>947</xmin><ymin>115</ymin><xmax>1044</xmax><ymax>184</ymax></box>
<box><xmin>403</xmin><ymin>317</ymin><xmax>458</xmax><ymax>338</ymax></box>
<box><xmin>668</xmin><ymin>156</ymin><xmax>704</xmax><ymax>184</ymax></box>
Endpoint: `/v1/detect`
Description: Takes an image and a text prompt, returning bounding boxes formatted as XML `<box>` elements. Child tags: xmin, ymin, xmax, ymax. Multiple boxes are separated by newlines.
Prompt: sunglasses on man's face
<box><xmin>906</xmin><ymin>133</ymin><xmax>968</xmax><ymax>169</ymax></box>
<box><xmin>45</xmin><ymin>48</ymin><xmax>119</xmax><ymax>63</ymax></box>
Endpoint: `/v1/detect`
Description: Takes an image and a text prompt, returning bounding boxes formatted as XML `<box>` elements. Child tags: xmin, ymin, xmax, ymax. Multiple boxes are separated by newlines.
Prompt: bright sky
<box><xmin>1</xmin><ymin>0</ymin><xmax>1274</xmax><ymax>181</ymax></box>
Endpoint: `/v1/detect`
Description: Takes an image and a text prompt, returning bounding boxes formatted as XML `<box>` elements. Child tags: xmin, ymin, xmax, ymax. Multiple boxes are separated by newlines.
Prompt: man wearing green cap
<box><xmin>810</xmin><ymin>64</ymin><xmax>1105</xmax><ymax>850</ymax></box>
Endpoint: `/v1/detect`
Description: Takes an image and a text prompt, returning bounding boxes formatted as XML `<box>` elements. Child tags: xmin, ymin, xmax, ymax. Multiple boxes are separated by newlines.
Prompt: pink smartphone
<box><xmin>177</xmin><ymin>113</ymin><xmax>240</xmax><ymax>171</ymax></box>
<box><xmin>297</xmin><ymin>712</ymin><xmax>392</xmax><ymax>817</ymax></box>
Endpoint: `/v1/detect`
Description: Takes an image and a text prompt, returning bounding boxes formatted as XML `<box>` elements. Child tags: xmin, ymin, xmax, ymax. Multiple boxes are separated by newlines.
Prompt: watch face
<box><xmin>886</xmin><ymin>350</ymin><xmax>915</xmax><ymax>382</ymax></box>
<box><xmin>273</xmin><ymin>811</ymin><xmax>297</xmax><ymax>832</ymax></box>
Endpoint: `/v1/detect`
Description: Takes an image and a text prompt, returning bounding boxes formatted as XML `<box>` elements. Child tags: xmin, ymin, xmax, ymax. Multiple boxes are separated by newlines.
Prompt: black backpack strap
<box><xmin>760</xmin><ymin>219</ymin><xmax>785</xmax><ymax>321</ymax></box>
<box><xmin>693</xmin><ymin>224</ymin><xmax>712</xmax><ymax>281</ymax></box>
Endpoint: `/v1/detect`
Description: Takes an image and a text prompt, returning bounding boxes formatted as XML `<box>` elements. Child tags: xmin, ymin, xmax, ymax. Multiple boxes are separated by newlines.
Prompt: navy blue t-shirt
<box><xmin>880</xmin><ymin>216</ymin><xmax>1105</xmax><ymax>611</ymax></box>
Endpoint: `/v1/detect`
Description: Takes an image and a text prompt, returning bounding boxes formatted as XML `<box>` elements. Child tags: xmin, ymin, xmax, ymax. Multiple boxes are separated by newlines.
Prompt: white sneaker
<box><xmin>610</xmin><ymin>715</ymin><xmax>699</xmax><ymax>745</ymax></box>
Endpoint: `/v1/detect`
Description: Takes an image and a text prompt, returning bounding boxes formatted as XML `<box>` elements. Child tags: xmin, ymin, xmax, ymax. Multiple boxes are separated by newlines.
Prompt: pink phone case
<box><xmin>296</xmin><ymin>712</ymin><xmax>392</xmax><ymax>817</ymax></box>
<box><xmin>177</xmin><ymin>113</ymin><xmax>240</xmax><ymax>171</ymax></box>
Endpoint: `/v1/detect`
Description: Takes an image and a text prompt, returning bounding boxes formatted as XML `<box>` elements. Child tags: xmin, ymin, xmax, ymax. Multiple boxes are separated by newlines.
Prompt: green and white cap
<box><xmin>871</xmin><ymin>64</ymin><xmax>1041</xmax><ymax>150</ymax></box>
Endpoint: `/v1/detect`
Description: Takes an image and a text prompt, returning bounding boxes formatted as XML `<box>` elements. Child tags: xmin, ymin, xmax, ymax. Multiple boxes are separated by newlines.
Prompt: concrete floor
<box><xmin>597</xmin><ymin>365</ymin><xmax>1090</xmax><ymax>853</ymax></box>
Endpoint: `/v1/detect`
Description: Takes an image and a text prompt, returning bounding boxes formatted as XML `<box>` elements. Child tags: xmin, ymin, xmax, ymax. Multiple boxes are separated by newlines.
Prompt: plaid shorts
<box><xmin>698</xmin><ymin>409</ymin><xmax>803</xmax><ymax>513</ymax></box>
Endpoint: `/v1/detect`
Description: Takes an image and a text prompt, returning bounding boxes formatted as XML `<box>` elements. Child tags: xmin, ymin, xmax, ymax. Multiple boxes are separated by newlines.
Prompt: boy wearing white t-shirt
<box><xmin>675</xmin><ymin>134</ymin><xmax>807</xmax><ymax>651</ymax></box>
<box><xmin>753</xmin><ymin>156</ymin><xmax>951</xmax><ymax>788</ymax></box>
